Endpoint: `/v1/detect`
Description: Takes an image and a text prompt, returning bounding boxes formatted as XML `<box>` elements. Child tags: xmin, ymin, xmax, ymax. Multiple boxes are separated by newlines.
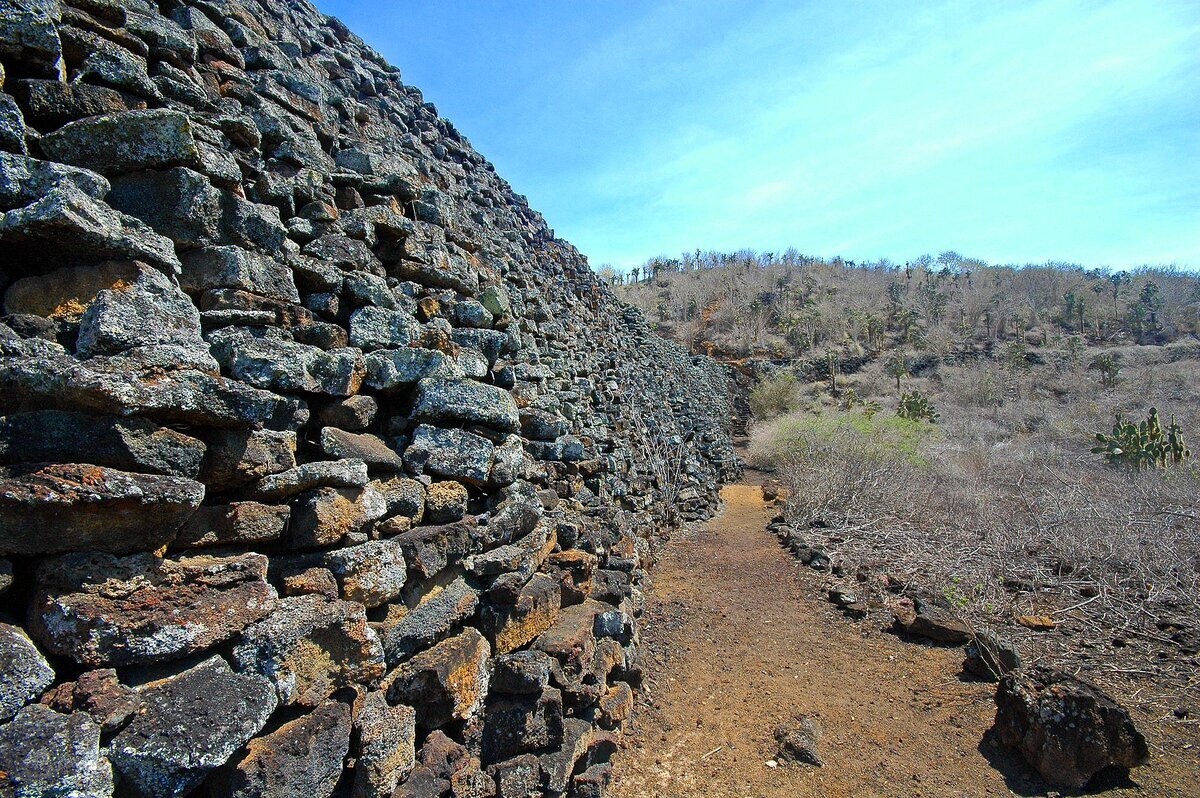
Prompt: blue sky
<box><xmin>316</xmin><ymin>0</ymin><xmax>1200</xmax><ymax>271</ymax></box>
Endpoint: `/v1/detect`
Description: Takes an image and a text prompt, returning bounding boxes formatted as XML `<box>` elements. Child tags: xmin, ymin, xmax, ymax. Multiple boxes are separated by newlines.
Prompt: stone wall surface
<box><xmin>0</xmin><ymin>1</ymin><xmax>740</xmax><ymax>796</ymax></box>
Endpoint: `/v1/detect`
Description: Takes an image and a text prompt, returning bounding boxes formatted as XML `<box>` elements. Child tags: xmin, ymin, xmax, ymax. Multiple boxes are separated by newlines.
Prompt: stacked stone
<box><xmin>0</xmin><ymin>1</ymin><xmax>738</xmax><ymax>797</ymax></box>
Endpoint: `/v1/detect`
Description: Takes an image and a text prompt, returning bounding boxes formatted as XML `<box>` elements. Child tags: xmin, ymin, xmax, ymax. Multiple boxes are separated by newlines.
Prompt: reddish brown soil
<box><xmin>609</xmin><ymin>476</ymin><xmax>1199</xmax><ymax>798</ymax></box>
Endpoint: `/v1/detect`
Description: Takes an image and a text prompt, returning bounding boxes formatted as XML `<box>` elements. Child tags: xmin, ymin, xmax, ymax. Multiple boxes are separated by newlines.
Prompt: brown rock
<box><xmin>0</xmin><ymin>463</ymin><xmax>204</xmax><ymax>556</ymax></box>
<box><xmin>41</xmin><ymin>668</ymin><xmax>140</xmax><ymax>734</ymax></box>
<box><xmin>597</xmin><ymin>682</ymin><xmax>633</xmax><ymax>730</ymax></box>
<box><xmin>281</xmin><ymin>567</ymin><xmax>339</xmax><ymax>599</ymax></box>
<box><xmin>173</xmin><ymin>501</ymin><xmax>290</xmax><ymax>548</ymax></box>
<box><xmin>385</xmin><ymin>628</ymin><xmax>491</xmax><ymax>729</ymax></box>
<box><xmin>232</xmin><ymin>595</ymin><xmax>386</xmax><ymax>707</ymax></box>
<box><xmin>216</xmin><ymin>700</ymin><xmax>352</xmax><ymax>798</ymax></box>
<box><xmin>286</xmin><ymin>485</ymin><xmax>386</xmax><ymax>549</ymax></box>
<box><xmin>425</xmin><ymin>480</ymin><xmax>468</xmax><ymax>523</ymax></box>
<box><xmin>352</xmin><ymin>691</ymin><xmax>417</xmax><ymax>798</ymax></box>
<box><xmin>28</xmin><ymin>551</ymin><xmax>277</xmax><ymax>667</ymax></box>
<box><xmin>482</xmin><ymin>573</ymin><xmax>562</xmax><ymax>655</ymax></box>
<box><xmin>2</xmin><ymin>260</ymin><xmax>141</xmax><ymax>320</ymax></box>
<box><xmin>200</xmin><ymin>428</ymin><xmax>296</xmax><ymax>491</ymax></box>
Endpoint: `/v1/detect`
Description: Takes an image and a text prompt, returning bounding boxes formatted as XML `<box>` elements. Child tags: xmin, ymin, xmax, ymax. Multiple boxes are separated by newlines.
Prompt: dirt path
<box><xmin>609</xmin><ymin>475</ymin><xmax>1196</xmax><ymax>798</ymax></box>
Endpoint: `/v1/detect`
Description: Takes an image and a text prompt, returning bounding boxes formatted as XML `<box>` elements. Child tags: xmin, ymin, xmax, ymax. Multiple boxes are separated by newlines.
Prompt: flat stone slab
<box><xmin>28</xmin><ymin>551</ymin><xmax>276</xmax><ymax>667</ymax></box>
<box><xmin>0</xmin><ymin>463</ymin><xmax>204</xmax><ymax>556</ymax></box>
<box><xmin>109</xmin><ymin>656</ymin><xmax>277</xmax><ymax>798</ymax></box>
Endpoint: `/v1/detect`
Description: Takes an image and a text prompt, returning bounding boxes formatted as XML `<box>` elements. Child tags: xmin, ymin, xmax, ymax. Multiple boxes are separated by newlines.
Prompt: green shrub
<box><xmin>897</xmin><ymin>390</ymin><xmax>939</xmax><ymax>423</ymax></box>
<box><xmin>749</xmin><ymin>408</ymin><xmax>935</xmax><ymax>470</ymax></box>
<box><xmin>1092</xmin><ymin>407</ymin><xmax>1190</xmax><ymax>469</ymax></box>
<box><xmin>748</xmin><ymin>371</ymin><xmax>800</xmax><ymax>421</ymax></box>
<box><xmin>1089</xmin><ymin>352</ymin><xmax>1122</xmax><ymax>388</ymax></box>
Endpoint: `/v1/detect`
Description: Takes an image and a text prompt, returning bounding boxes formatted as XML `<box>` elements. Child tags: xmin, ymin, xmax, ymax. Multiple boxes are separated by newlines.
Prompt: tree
<box><xmin>1107</xmin><ymin>272</ymin><xmax>1131</xmax><ymax>325</ymax></box>
<box><xmin>884</xmin><ymin>351</ymin><xmax>910</xmax><ymax>392</ymax></box>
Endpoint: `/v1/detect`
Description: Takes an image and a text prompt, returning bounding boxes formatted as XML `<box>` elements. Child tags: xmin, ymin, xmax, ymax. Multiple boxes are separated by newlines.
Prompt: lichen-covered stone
<box><xmin>377</xmin><ymin>576</ymin><xmax>480</xmax><ymax>664</ymax></box>
<box><xmin>180</xmin><ymin>245</ymin><xmax>300</xmax><ymax>304</ymax></box>
<box><xmin>39</xmin><ymin>109</ymin><xmax>200</xmax><ymax>176</ymax></box>
<box><xmin>0</xmin><ymin>623</ymin><xmax>55</xmax><ymax>722</ymax></box>
<box><xmin>425</xmin><ymin>480</ymin><xmax>469</xmax><ymax>524</ymax></box>
<box><xmin>0</xmin><ymin>463</ymin><xmax>204</xmax><ymax>556</ymax></box>
<box><xmin>404</xmin><ymin>424</ymin><xmax>495</xmax><ymax>485</ymax></box>
<box><xmin>286</xmin><ymin>484</ymin><xmax>385</xmax><ymax>549</ymax></box>
<box><xmin>76</xmin><ymin>262</ymin><xmax>206</xmax><ymax>360</ymax></box>
<box><xmin>109</xmin><ymin>656</ymin><xmax>277</xmax><ymax>798</ymax></box>
<box><xmin>482</xmin><ymin>573</ymin><xmax>562</xmax><ymax>655</ymax></box>
<box><xmin>173</xmin><ymin>501</ymin><xmax>290</xmax><ymax>548</ymax></box>
<box><xmin>28</xmin><ymin>551</ymin><xmax>276</xmax><ymax>667</ymax></box>
<box><xmin>410</xmin><ymin>377</ymin><xmax>520</xmax><ymax>432</ymax></box>
<box><xmin>0</xmin><ymin>176</ymin><xmax>181</xmax><ymax>273</ymax></box>
<box><xmin>232</xmin><ymin>595</ymin><xmax>386</xmax><ymax>707</ymax></box>
<box><xmin>348</xmin><ymin>305</ymin><xmax>418</xmax><ymax>350</ymax></box>
<box><xmin>0</xmin><ymin>705</ymin><xmax>114</xmax><ymax>798</ymax></box>
<box><xmin>223</xmin><ymin>336</ymin><xmax>365</xmax><ymax>397</ymax></box>
<box><xmin>215</xmin><ymin>700</ymin><xmax>352</xmax><ymax>798</ymax></box>
<box><xmin>385</xmin><ymin>628</ymin><xmax>491</xmax><ymax>730</ymax></box>
<box><xmin>317</xmin><ymin>538</ymin><xmax>407</xmax><ymax>608</ymax></box>
<box><xmin>363</xmin><ymin>347</ymin><xmax>462</xmax><ymax>391</ymax></box>
<box><xmin>353</xmin><ymin>692</ymin><xmax>417</xmax><ymax>798</ymax></box>
<box><xmin>994</xmin><ymin>665</ymin><xmax>1149</xmax><ymax>788</ymax></box>
<box><xmin>0</xmin><ymin>409</ymin><xmax>205</xmax><ymax>478</ymax></box>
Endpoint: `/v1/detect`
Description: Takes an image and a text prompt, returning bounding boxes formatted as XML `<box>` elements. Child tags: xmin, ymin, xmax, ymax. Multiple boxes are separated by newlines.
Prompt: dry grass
<box><xmin>748</xmin><ymin>347</ymin><xmax>1200</xmax><ymax>721</ymax></box>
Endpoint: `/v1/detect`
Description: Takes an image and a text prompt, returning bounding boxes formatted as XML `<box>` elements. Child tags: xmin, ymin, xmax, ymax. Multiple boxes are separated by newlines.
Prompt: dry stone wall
<box><xmin>0</xmin><ymin>1</ymin><xmax>739</xmax><ymax>796</ymax></box>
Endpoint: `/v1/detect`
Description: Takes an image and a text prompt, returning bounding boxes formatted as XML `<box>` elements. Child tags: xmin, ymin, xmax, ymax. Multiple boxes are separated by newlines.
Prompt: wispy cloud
<box><xmin>318</xmin><ymin>0</ymin><xmax>1200</xmax><ymax>269</ymax></box>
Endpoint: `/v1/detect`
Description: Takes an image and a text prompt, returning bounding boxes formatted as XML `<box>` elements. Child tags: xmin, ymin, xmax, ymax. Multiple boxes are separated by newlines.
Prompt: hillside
<box><xmin>619</xmin><ymin>250</ymin><xmax>1200</xmax><ymax>790</ymax></box>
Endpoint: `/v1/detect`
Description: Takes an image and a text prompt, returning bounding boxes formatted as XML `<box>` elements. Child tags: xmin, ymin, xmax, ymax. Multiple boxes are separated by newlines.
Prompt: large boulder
<box><xmin>993</xmin><ymin>665</ymin><xmax>1149</xmax><ymax>788</ymax></box>
<box><xmin>39</xmin><ymin>109</ymin><xmax>201</xmax><ymax>176</ymax></box>
<box><xmin>410</xmin><ymin>377</ymin><xmax>520</xmax><ymax>432</ymax></box>
<box><xmin>109</xmin><ymin>656</ymin><xmax>277</xmax><ymax>798</ymax></box>
<box><xmin>232</xmin><ymin>594</ymin><xmax>386</xmax><ymax>707</ymax></box>
<box><xmin>27</xmin><ymin>551</ymin><xmax>277</xmax><ymax>667</ymax></box>
<box><xmin>0</xmin><ymin>704</ymin><xmax>114</xmax><ymax>798</ymax></box>
<box><xmin>0</xmin><ymin>463</ymin><xmax>204</xmax><ymax>556</ymax></box>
